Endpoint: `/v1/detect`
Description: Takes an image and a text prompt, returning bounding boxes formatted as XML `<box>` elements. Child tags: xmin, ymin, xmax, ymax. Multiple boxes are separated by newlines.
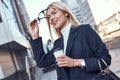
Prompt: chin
<box><xmin>53</xmin><ymin>25</ymin><xmax>60</xmax><ymax>29</ymax></box>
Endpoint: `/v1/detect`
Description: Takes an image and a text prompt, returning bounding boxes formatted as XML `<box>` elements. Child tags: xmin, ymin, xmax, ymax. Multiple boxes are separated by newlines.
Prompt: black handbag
<box><xmin>92</xmin><ymin>59</ymin><xmax>120</xmax><ymax>80</ymax></box>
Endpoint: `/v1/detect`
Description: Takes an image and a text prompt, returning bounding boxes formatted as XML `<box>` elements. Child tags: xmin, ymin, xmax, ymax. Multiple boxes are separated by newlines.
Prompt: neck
<box><xmin>57</xmin><ymin>20</ymin><xmax>70</xmax><ymax>37</ymax></box>
<box><xmin>60</xmin><ymin>20</ymin><xmax>70</xmax><ymax>31</ymax></box>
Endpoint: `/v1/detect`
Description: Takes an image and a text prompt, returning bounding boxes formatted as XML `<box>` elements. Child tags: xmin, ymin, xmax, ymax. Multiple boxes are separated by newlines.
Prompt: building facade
<box><xmin>94</xmin><ymin>0</ymin><xmax>120</xmax><ymax>42</ymax></box>
<box><xmin>97</xmin><ymin>12</ymin><xmax>120</xmax><ymax>41</ymax></box>
<box><xmin>0</xmin><ymin>0</ymin><xmax>33</xmax><ymax>79</ymax></box>
<box><xmin>61</xmin><ymin>0</ymin><xmax>96</xmax><ymax>29</ymax></box>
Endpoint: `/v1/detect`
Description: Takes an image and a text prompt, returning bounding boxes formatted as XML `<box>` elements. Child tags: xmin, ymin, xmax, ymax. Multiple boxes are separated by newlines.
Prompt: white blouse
<box><xmin>61</xmin><ymin>23</ymin><xmax>71</xmax><ymax>55</ymax></box>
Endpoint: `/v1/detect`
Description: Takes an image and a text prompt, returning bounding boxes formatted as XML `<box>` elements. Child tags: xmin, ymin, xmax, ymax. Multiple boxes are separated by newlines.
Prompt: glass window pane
<box><xmin>0</xmin><ymin>14</ymin><xmax>2</xmax><ymax>22</ymax></box>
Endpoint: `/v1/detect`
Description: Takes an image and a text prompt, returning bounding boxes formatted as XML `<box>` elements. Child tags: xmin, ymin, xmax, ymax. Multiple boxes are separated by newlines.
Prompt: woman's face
<box><xmin>46</xmin><ymin>6</ymin><xmax>69</xmax><ymax>30</ymax></box>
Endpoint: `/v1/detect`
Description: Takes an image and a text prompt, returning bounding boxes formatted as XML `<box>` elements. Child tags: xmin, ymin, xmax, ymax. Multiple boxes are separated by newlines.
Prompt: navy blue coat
<box><xmin>30</xmin><ymin>24</ymin><xmax>111</xmax><ymax>80</ymax></box>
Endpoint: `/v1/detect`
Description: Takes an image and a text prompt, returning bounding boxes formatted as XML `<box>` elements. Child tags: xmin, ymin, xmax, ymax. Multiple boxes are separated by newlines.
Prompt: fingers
<box><xmin>57</xmin><ymin>55</ymin><xmax>66</xmax><ymax>62</ymax></box>
<box><xmin>30</xmin><ymin>19</ymin><xmax>38</xmax><ymax>29</ymax></box>
<box><xmin>30</xmin><ymin>19</ymin><xmax>36</xmax><ymax>26</ymax></box>
<box><xmin>29</xmin><ymin>19</ymin><xmax>39</xmax><ymax>33</ymax></box>
<box><xmin>56</xmin><ymin>56</ymin><xmax>75</xmax><ymax>67</ymax></box>
<box><xmin>57</xmin><ymin>60</ymin><xmax>67</xmax><ymax>67</ymax></box>
<box><xmin>57</xmin><ymin>55</ymin><xmax>65</xmax><ymax>59</ymax></box>
<box><xmin>56</xmin><ymin>56</ymin><xmax>70</xmax><ymax>67</ymax></box>
<box><xmin>29</xmin><ymin>19</ymin><xmax>39</xmax><ymax>39</ymax></box>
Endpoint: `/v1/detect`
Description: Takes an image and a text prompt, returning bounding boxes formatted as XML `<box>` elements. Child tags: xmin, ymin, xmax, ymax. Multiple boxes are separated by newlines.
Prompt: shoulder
<box><xmin>75</xmin><ymin>24</ymin><xmax>99</xmax><ymax>38</ymax></box>
<box><xmin>72</xmin><ymin>24</ymin><xmax>95</xmax><ymax>33</ymax></box>
<box><xmin>77</xmin><ymin>24</ymin><xmax>93</xmax><ymax>30</ymax></box>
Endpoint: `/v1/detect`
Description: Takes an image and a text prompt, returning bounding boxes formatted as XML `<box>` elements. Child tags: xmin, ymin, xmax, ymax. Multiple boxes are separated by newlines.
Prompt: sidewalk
<box><xmin>1</xmin><ymin>70</ymin><xmax>29</xmax><ymax>80</ymax></box>
<box><xmin>105</xmin><ymin>37</ymin><xmax>120</xmax><ymax>77</ymax></box>
<box><xmin>109</xmin><ymin>48</ymin><xmax>120</xmax><ymax>77</ymax></box>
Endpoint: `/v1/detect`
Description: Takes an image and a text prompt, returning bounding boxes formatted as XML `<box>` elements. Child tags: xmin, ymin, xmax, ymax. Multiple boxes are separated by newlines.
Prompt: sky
<box><xmin>23</xmin><ymin>0</ymin><xmax>60</xmax><ymax>20</ymax></box>
<box><xmin>23</xmin><ymin>0</ymin><xmax>60</xmax><ymax>43</ymax></box>
<box><xmin>88</xmin><ymin>0</ymin><xmax>120</xmax><ymax>24</ymax></box>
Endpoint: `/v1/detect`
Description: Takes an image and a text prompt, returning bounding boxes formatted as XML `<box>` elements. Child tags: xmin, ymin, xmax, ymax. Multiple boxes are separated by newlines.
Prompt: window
<box><xmin>0</xmin><ymin>14</ymin><xmax>2</xmax><ymax>22</ymax></box>
<box><xmin>1</xmin><ymin>0</ymin><xmax>8</xmax><ymax>9</ymax></box>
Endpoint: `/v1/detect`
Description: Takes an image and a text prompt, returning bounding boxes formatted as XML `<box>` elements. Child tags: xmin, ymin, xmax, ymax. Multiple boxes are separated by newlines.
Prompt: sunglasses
<box><xmin>35</xmin><ymin>8</ymin><xmax>56</xmax><ymax>24</ymax></box>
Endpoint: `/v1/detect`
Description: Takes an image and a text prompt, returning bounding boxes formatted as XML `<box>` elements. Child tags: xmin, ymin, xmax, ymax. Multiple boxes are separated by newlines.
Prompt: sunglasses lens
<box><xmin>36</xmin><ymin>9</ymin><xmax>48</xmax><ymax>23</ymax></box>
<box><xmin>39</xmin><ymin>12</ymin><xmax>45</xmax><ymax>19</ymax></box>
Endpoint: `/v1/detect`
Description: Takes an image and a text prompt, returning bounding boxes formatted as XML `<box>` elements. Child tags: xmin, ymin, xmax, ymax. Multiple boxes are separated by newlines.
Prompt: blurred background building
<box><xmin>0</xmin><ymin>0</ymin><xmax>36</xmax><ymax>80</ymax></box>
<box><xmin>96</xmin><ymin>0</ymin><xmax>120</xmax><ymax>42</ymax></box>
<box><xmin>87</xmin><ymin>0</ymin><xmax>120</xmax><ymax>49</ymax></box>
<box><xmin>61</xmin><ymin>0</ymin><xmax>96</xmax><ymax>29</ymax></box>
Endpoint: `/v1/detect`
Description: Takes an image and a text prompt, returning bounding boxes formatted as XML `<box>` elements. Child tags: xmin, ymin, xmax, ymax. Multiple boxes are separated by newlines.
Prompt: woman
<box><xmin>29</xmin><ymin>2</ymin><xmax>111</xmax><ymax>80</ymax></box>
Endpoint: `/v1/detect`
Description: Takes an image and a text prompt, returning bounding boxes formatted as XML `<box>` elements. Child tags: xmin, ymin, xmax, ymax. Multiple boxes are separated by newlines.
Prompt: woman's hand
<box><xmin>29</xmin><ymin>19</ymin><xmax>39</xmax><ymax>40</ymax></box>
<box><xmin>56</xmin><ymin>55</ymin><xmax>82</xmax><ymax>67</ymax></box>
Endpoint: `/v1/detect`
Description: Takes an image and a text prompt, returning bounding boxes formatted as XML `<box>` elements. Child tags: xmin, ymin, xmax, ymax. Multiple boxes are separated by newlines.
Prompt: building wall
<box><xmin>15</xmin><ymin>49</ymin><xmax>28</xmax><ymax>70</ymax></box>
<box><xmin>0</xmin><ymin>49</ymin><xmax>15</xmax><ymax>77</ymax></box>
<box><xmin>0</xmin><ymin>0</ymin><xmax>32</xmax><ymax>79</ymax></box>
<box><xmin>97</xmin><ymin>13</ymin><xmax>120</xmax><ymax>41</ymax></box>
<box><xmin>11</xmin><ymin>0</ymin><xmax>30</xmax><ymax>35</ymax></box>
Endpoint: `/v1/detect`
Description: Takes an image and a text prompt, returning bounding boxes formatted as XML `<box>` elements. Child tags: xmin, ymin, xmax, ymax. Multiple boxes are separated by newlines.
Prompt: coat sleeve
<box><xmin>30</xmin><ymin>37</ymin><xmax>56</xmax><ymax>68</ymax></box>
<box><xmin>83</xmin><ymin>24</ymin><xmax>111</xmax><ymax>72</ymax></box>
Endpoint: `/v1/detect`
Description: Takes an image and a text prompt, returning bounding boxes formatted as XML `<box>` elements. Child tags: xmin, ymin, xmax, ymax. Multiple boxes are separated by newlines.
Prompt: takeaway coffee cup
<box><xmin>53</xmin><ymin>48</ymin><xmax>64</xmax><ymax>59</ymax></box>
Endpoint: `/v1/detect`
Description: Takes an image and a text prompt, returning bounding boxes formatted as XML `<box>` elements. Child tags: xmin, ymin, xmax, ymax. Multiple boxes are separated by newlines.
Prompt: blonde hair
<box><xmin>46</xmin><ymin>1</ymin><xmax>80</xmax><ymax>40</ymax></box>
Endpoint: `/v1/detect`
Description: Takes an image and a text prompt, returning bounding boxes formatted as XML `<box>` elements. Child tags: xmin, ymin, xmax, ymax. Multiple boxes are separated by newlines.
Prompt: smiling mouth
<box><xmin>53</xmin><ymin>21</ymin><xmax>58</xmax><ymax>25</ymax></box>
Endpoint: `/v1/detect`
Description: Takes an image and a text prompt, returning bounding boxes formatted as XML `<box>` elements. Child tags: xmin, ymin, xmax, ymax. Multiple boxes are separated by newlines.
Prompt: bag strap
<box><xmin>98</xmin><ymin>58</ymin><xmax>110</xmax><ymax>71</ymax></box>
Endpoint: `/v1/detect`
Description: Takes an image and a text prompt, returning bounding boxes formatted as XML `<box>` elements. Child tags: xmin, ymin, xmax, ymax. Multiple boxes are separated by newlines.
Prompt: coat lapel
<box><xmin>55</xmin><ymin>36</ymin><xmax>64</xmax><ymax>50</ymax></box>
<box><xmin>66</xmin><ymin>26</ymin><xmax>79</xmax><ymax>56</ymax></box>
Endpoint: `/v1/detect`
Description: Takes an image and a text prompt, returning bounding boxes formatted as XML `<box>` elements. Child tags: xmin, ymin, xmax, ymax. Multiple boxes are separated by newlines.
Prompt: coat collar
<box><xmin>65</xmin><ymin>25</ymin><xmax>79</xmax><ymax>56</ymax></box>
<box><xmin>55</xmin><ymin>25</ymin><xmax>80</xmax><ymax>56</ymax></box>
